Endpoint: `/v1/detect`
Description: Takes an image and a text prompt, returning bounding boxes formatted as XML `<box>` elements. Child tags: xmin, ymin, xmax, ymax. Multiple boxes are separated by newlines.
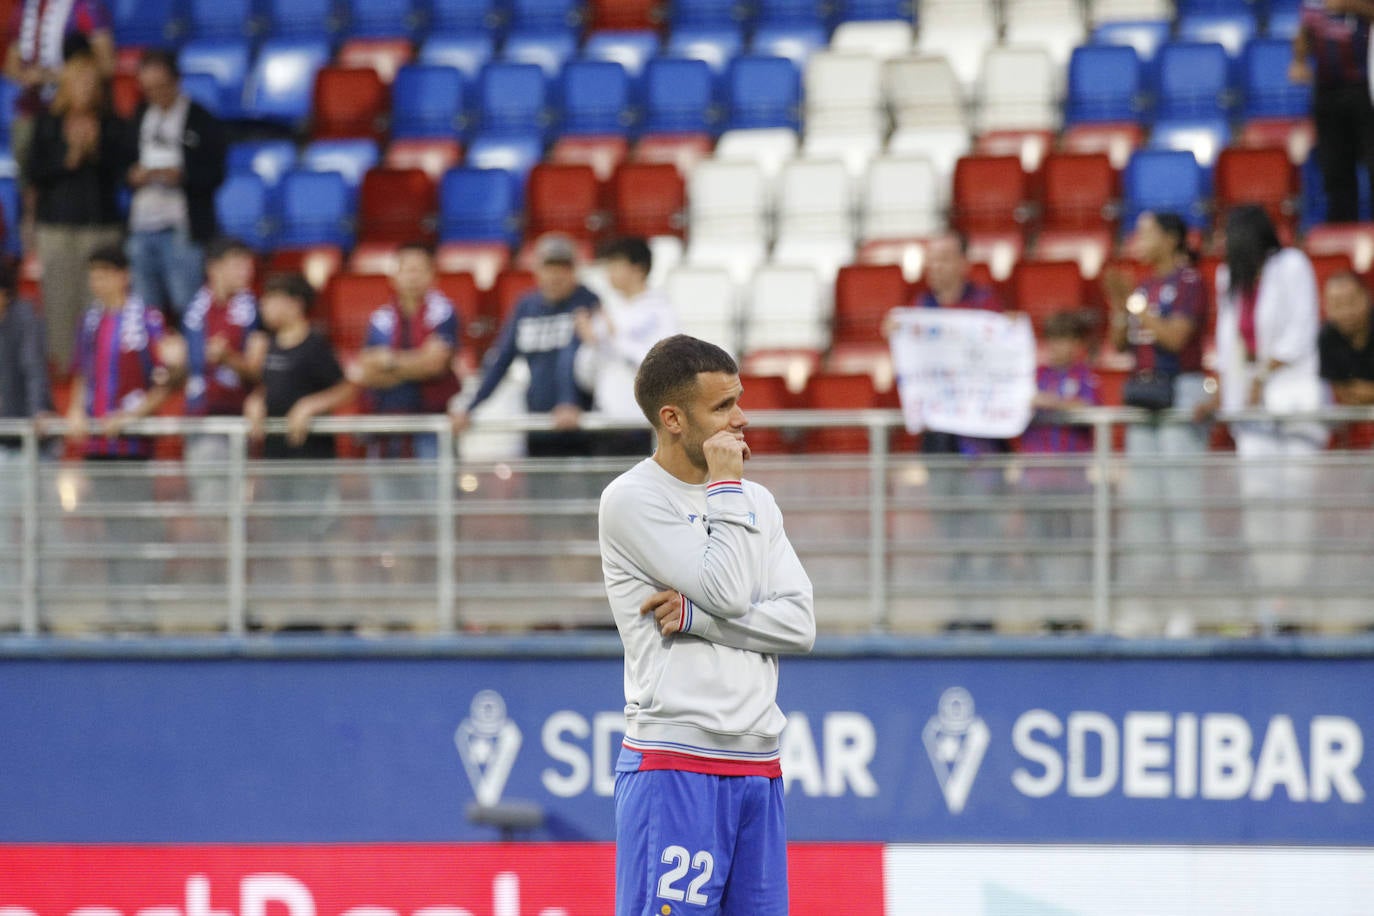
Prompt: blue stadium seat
<box><xmin>277</xmin><ymin>170</ymin><xmax>355</xmax><ymax>248</ymax></box>
<box><xmin>725</xmin><ymin>56</ymin><xmax>800</xmax><ymax>130</ymax></box>
<box><xmin>302</xmin><ymin>139</ymin><xmax>381</xmax><ymax>188</ymax></box>
<box><xmin>476</xmin><ymin>62</ymin><xmax>550</xmax><ymax>135</ymax></box>
<box><xmin>186</xmin><ymin>0</ymin><xmax>257</xmax><ymax>39</ymax></box>
<box><xmin>180</xmin><ymin>73</ymin><xmax>224</xmax><ymax>115</ymax></box>
<box><xmin>1148</xmin><ymin>118</ymin><xmax>1231</xmax><ymax>181</ymax></box>
<box><xmin>1066</xmin><ymin>45</ymin><xmax>1145</xmax><ymax>124</ymax></box>
<box><xmin>465</xmin><ymin>132</ymin><xmax>544</xmax><ymax>183</ymax></box>
<box><xmin>668</xmin><ymin>26</ymin><xmax>745</xmax><ymax>72</ymax></box>
<box><xmin>243</xmin><ymin>39</ymin><xmax>332</xmax><ymax>125</ymax></box>
<box><xmin>1242</xmin><ymin>37</ymin><xmax>1309</xmax><ymax>118</ymax></box>
<box><xmin>1155</xmin><ymin>41</ymin><xmax>1233</xmax><ymax>120</ymax></box>
<box><xmin>835</xmin><ymin>0</ymin><xmax>908</xmax><ymax>19</ymax></box>
<box><xmin>1177</xmin><ymin>11</ymin><xmax>1256</xmax><ymax>56</ymax></box>
<box><xmin>0</xmin><ymin>176</ymin><xmax>19</xmax><ymax>256</ymax></box>
<box><xmin>510</xmin><ymin>0</ymin><xmax>580</xmax><ymax>30</ymax></box>
<box><xmin>1267</xmin><ymin>0</ymin><xmax>1301</xmax><ymax>38</ymax></box>
<box><xmin>179</xmin><ymin>39</ymin><xmax>251</xmax><ymax>119</ymax></box>
<box><xmin>1090</xmin><ymin>20</ymin><xmax>1171</xmax><ymax>62</ymax></box>
<box><xmin>345</xmin><ymin>0</ymin><xmax>422</xmax><ymax>36</ymax></box>
<box><xmin>227</xmin><ymin>140</ymin><xmax>299</xmax><ymax>188</ymax></box>
<box><xmin>215</xmin><ymin>173</ymin><xmax>275</xmax><ymax>251</ymax></box>
<box><xmin>755</xmin><ymin>0</ymin><xmax>825</xmax><ymax>27</ymax></box>
<box><xmin>439</xmin><ymin>167</ymin><xmax>520</xmax><ymax>243</ymax></box>
<box><xmin>502</xmin><ymin>29</ymin><xmax>579</xmax><ymax>77</ymax></box>
<box><xmin>112</xmin><ymin>0</ymin><xmax>181</xmax><ymax>46</ymax></box>
<box><xmin>584</xmin><ymin>30</ymin><xmax>661</xmax><ymax>78</ymax></box>
<box><xmin>431</xmin><ymin>0</ymin><xmax>503</xmax><ymax>31</ymax></box>
<box><xmin>0</xmin><ymin>80</ymin><xmax>20</xmax><ymax>146</ymax></box>
<box><xmin>265</xmin><ymin>0</ymin><xmax>341</xmax><ymax>36</ymax></box>
<box><xmin>672</xmin><ymin>0</ymin><xmax>741</xmax><ymax>27</ymax></box>
<box><xmin>643</xmin><ymin>57</ymin><xmax>718</xmax><ymax>133</ymax></box>
<box><xmin>751</xmin><ymin>25</ymin><xmax>826</xmax><ymax>67</ymax></box>
<box><xmin>561</xmin><ymin>60</ymin><xmax>633</xmax><ymax>134</ymax></box>
<box><xmin>420</xmin><ymin>33</ymin><xmax>496</xmax><ymax>79</ymax></box>
<box><xmin>1122</xmin><ymin>149</ymin><xmax>1207</xmax><ymax>230</ymax></box>
<box><xmin>1177</xmin><ymin>0</ymin><xmax>1251</xmax><ymax>11</ymax></box>
<box><xmin>391</xmin><ymin>65</ymin><xmax>468</xmax><ymax>139</ymax></box>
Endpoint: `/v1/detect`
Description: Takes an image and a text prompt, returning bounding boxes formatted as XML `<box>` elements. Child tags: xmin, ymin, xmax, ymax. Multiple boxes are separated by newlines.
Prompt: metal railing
<box><xmin>1</xmin><ymin>405</ymin><xmax>1373</xmax><ymax>637</ymax></box>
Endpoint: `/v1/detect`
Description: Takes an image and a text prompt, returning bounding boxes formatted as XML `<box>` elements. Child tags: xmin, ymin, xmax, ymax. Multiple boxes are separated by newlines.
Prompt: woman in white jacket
<box><xmin>1209</xmin><ymin>205</ymin><xmax>1327</xmax><ymax>624</ymax></box>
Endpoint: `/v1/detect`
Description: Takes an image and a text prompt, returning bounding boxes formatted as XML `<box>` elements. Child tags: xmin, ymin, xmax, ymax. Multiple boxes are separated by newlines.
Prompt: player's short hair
<box><xmin>206</xmin><ymin>236</ymin><xmax>253</xmax><ymax>263</ymax></box>
<box><xmin>597</xmin><ymin>236</ymin><xmax>652</xmax><ymax>275</ymax></box>
<box><xmin>261</xmin><ymin>272</ymin><xmax>316</xmax><ymax>312</ymax></box>
<box><xmin>635</xmin><ymin>334</ymin><xmax>738</xmax><ymax>428</ymax></box>
<box><xmin>88</xmin><ymin>245</ymin><xmax>129</xmax><ymax>270</ymax></box>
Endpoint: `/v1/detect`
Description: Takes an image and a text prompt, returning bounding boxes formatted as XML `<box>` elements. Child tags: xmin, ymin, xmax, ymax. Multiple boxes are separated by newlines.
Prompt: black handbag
<box><xmin>1122</xmin><ymin>369</ymin><xmax>1175</xmax><ymax>411</ymax></box>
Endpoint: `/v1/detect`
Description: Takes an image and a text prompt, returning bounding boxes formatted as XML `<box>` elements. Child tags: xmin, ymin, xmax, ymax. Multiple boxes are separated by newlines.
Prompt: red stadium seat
<box><xmin>1060</xmin><ymin>122</ymin><xmax>1145</xmax><ymax>170</ymax></box>
<box><xmin>631</xmin><ymin>133</ymin><xmax>714</xmax><ymax>177</ymax></box>
<box><xmin>1041</xmin><ymin>152</ymin><xmax>1118</xmax><ymax>232</ymax></box>
<box><xmin>610</xmin><ymin>162</ymin><xmax>685</xmax><ymax>238</ymax></box>
<box><xmin>834</xmin><ymin>264</ymin><xmax>910</xmax><ymax>346</ymax></box>
<box><xmin>436</xmin><ymin>241</ymin><xmax>510</xmax><ymax>289</ymax></box>
<box><xmin>589</xmin><ymin>0</ymin><xmax>659</xmax><ymax>28</ymax></box>
<box><xmin>857</xmin><ymin>238</ymin><xmax>930</xmax><ymax>283</ymax></box>
<box><xmin>1238</xmin><ymin>117</ymin><xmax>1315</xmax><ymax>166</ymax></box>
<box><xmin>965</xmin><ymin>230</ymin><xmax>1024</xmax><ymax>282</ymax></box>
<box><xmin>111</xmin><ymin>73</ymin><xmax>141</xmax><ymax>119</ymax></box>
<box><xmin>737</xmin><ymin>373</ymin><xmax>796</xmax><ymax>454</ymax></box>
<box><xmin>268</xmin><ymin>245</ymin><xmax>344</xmax><ymax>291</ymax></box>
<box><xmin>435</xmin><ymin>270</ymin><xmax>485</xmax><ymax>370</ymax></box>
<box><xmin>1011</xmin><ymin>260</ymin><xmax>1088</xmax><ymax>334</ymax></box>
<box><xmin>1305</xmin><ymin>222</ymin><xmax>1374</xmax><ymax>273</ymax></box>
<box><xmin>312</xmin><ymin>66</ymin><xmax>388</xmax><ymax>141</ymax></box>
<box><xmin>324</xmin><ymin>272</ymin><xmax>394</xmax><ymax>352</ymax></box>
<box><xmin>550</xmin><ymin>135</ymin><xmax>630</xmax><ymax>182</ymax></box>
<box><xmin>525</xmin><ymin>163</ymin><xmax>605</xmax><ymax>240</ymax></box>
<box><xmin>951</xmin><ymin>155</ymin><xmax>1030</xmax><ymax>235</ymax></box>
<box><xmin>803</xmin><ymin>372</ymin><xmax>880</xmax><ymax>454</ymax></box>
<box><xmin>489</xmin><ymin>267</ymin><xmax>537</xmax><ymax>321</ymax></box>
<box><xmin>740</xmin><ymin>348</ymin><xmax>821</xmax><ymax>392</ymax></box>
<box><xmin>384</xmin><ymin>138</ymin><xmax>464</xmax><ymax>181</ymax></box>
<box><xmin>1031</xmin><ymin>228</ymin><xmax>1115</xmax><ymax>281</ymax></box>
<box><xmin>358</xmin><ymin>167</ymin><xmax>437</xmax><ymax>243</ymax></box>
<box><xmin>336</xmin><ymin>37</ymin><xmax>413</xmax><ymax>84</ymax></box>
<box><xmin>1214</xmin><ymin>147</ymin><xmax>1297</xmax><ymax>236</ymax></box>
<box><xmin>974</xmin><ymin>128</ymin><xmax>1055</xmax><ymax>174</ymax></box>
<box><xmin>826</xmin><ymin>342</ymin><xmax>893</xmax><ymax>392</ymax></box>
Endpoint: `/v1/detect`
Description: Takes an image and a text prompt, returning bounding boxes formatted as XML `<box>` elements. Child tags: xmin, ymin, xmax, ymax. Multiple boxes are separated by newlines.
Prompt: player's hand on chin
<box><xmin>703</xmin><ymin>429</ymin><xmax>749</xmax><ymax>481</ymax></box>
<box><xmin>640</xmin><ymin>588</ymin><xmax>682</xmax><ymax>636</ymax></box>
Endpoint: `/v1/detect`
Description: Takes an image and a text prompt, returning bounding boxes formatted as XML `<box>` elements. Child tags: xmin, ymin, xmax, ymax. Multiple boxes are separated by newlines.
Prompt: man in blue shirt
<box><xmin>451</xmin><ymin>234</ymin><xmax>599</xmax><ymax>458</ymax></box>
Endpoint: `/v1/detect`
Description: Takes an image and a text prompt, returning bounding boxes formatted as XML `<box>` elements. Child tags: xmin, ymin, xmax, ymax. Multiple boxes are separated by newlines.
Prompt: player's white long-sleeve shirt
<box><xmin>599</xmin><ymin>458</ymin><xmax>815</xmax><ymax>774</ymax></box>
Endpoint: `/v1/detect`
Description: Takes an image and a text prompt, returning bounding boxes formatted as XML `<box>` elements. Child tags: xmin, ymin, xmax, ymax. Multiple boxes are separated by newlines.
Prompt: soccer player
<box><xmin>598</xmin><ymin>334</ymin><xmax>815</xmax><ymax>916</ymax></box>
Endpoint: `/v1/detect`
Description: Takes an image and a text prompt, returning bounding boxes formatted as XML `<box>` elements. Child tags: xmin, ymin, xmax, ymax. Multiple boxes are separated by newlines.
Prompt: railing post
<box><xmin>226</xmin><ymin>425</ymin><xmax>247</xmax><ymax>635</ymax></box>
<box><xmin>868</xmin><ymin>414</ymin><xmax>890</xmax><ymax>632</ymax></box>
<box><xmin>20</xmin><ymin>423</ymin><xmax>39</xmax><ymax>636</ymax></box>
<box><xmin>436</xmin><ymin>417</ymin><xmax>456</xmax><ymax>633</ymax></box>
<box><xmin>1091</xmin><ymin>413</ymin><xmax>1113</xmax><ymax>633</ymax></box>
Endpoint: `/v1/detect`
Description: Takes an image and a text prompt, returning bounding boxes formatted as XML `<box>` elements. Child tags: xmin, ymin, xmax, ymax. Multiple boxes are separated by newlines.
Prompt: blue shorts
<box><xmin>614</xmin><ymin>749</ymin><xmax>788</xmax><ymax>916</ymax></box>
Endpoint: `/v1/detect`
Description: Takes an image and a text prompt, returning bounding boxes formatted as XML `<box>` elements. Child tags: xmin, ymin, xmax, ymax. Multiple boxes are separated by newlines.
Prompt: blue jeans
<box><xmin>127</xmin><ymin>227</ymin><xmax>206</xmax><ymax>317</ymax></box>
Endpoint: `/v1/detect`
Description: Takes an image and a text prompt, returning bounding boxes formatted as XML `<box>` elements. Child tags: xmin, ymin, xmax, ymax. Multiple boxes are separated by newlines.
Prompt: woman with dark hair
<box><xmin>1210</xmin><ymin>204</ymin><xmax>1326</xmax><ymax>627</ymax></box>
<box><xmin>1105</xmin><ymin>212</ymin><xmax>1212</xmax><ymax>618</ymax></box>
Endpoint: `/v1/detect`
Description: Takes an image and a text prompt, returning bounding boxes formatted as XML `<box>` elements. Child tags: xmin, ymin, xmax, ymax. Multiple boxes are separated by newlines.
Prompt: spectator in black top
<box><xmin>27</xmin><ymin>51</ymin><xmax>124</xmax><ymax>369</ymax></box>
<box><xmin>125</xmin><ymin>49</ymin><xmax>227</xmax><ymax>320</ymax></box>
<box><xmin>1319</xmin><ymin>270</ymin><xmax>1374</xmax><ymax>404</ymax></box>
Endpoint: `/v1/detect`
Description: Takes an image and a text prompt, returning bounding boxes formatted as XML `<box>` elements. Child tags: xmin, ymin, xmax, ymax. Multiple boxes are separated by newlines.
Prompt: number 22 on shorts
<box><xmin>657</xmin><ymin>845</ymin><xmax>715</xmax><ymax>907</ymax></box>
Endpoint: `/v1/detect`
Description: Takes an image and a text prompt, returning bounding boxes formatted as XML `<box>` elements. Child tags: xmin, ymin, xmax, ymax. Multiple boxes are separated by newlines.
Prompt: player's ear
<box><xmin>658</xmin><ymin>404</ymin><xmax>684</xmax><ymax>434</ymax></box>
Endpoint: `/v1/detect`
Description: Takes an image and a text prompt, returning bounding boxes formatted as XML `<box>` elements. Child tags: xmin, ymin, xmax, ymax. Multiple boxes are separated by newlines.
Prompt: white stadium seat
<box><xmin>886</xmin><ymin>126</ymin><xmax>969</xmax><ymax>197</ymax></box>
<box><xmin>861</xmin><ymin>154</ymin><xmax>944</xmax><ymax>239</ymax></box>
<box><xmin>1004</xmin><ymin>0</ymin><xmax>1088</xmax><ymax>66</ymax></box>
<box><xmin>665</xmin><ymin>265</ymin><xmax>741</xmax><ymax>354</ymax></box>
<box><xmin>804</xmin><ymin>51</ymin><xmax>886</xmax><ymax>136</ymax></box>
<box><xmin>776</xmin><ymin>158</ymin><xmax>854</xmax><ymax>239</ymax></box>
<box><xmin>714</xmin><ymin>128</ymin><xmax>800</xmax><ymax>184</ymax></box>
<box><xmin>688</xmin><ymin>159</ymin><xmax>770</xmax><ymax>239</ymax></box>
<box><xmin>1089</xmin><ymin>0</ymin><xmax>1172</xmax><ymax>23</ymax></box>
<box><xmin>830</xmin><ymin>20</ymin><xmax>915</xmax><ymax>60</ymax></box>
<box><xmin>684</xmin><ymin>236</ymin><xmax>769</xmax><ymax>286</ymax></box>
<box><xmin>743</xmin><ymin>264</ymin><xmax>832</xmax><ymax>352</ymax></box>
<box><xmin>802</xmin><ymin>130</ymin><xmax>884</xmax><ymax>181</ymax></box>
<box><xmin>977</xmin><ymin>45</ymin><xmax>1061</xmax><ymax>133</ymax></box>
<box><xmin>885</xmin><ymin>55</ymin><xmax>967</xmax><ymax>131</ymax></box>
<box><xmin>916</xmin><ymin>0</ymin><xmax>997</xmax><ymax>87</ymax></box>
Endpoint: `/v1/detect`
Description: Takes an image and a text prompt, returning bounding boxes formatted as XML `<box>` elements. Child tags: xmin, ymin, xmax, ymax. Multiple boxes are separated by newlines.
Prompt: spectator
<box><xmin>572</xmin><ymin>236</ymin><xmax>678</xmax><ymax>457</ymax></box>
<box><xmin>1290</xmin><ymin>0</ymin><xmax>1374</xmax><ymax>223</ymax></box>
<box><xmin>3</xmin><ymin>0</ymin><xmax>114</xmax><ymax>245</ymax></box>
<box><xmin>885</xmin><ymin>230</ymin><xmax>1009</xmax><ymax>594</ymax></box>
<box><xmin>124</xmin><ymin>49</ymin><xmax>227</xmax><ymax>320</ymax></box>
<box><xmin>450</xmin><ymin>233</ymin><xmax>598</xmax><ymax>458</ymax></box>
<box><xmin>0</xmin><ymin>255</ymin><xmax>51</xmax><ymax>591</ymax></box>
<box><xmin>244</xmin><ymin>274</ymin><xmax>353</xmax><ymax>581</ymax></box>
<box><xmin>175</xmin><ymin>236</ymin><xmax>267</xmax><ymax>507</ymax></box>
<box><xmin>1021</xmin><ymin>311</ymin><xmax>1100</xmax><ymax>593</ymax></box>
<box><xmin>1208</xmin><ymin>205</ymin><xmax>1327</xmax><ymax>629</ymax></box>
<box><xmin>1318</xmin><ymin>270</ymin><xmax>1374</xmax><ymax>405</ymax></box>
<box><xmin>65</xmin><ymin>245</ymin><xmax>170</xmax><ymax>617</ymax></box>
<box><xmin>27</xmin><ymin>51</ymin><xmax>125</xmax><ymax>370</ymax></box>
<box><xmin>349</xmin><ymin>241</ymin><xmax>459</xmax><ymax>555</ymax></box>
<box><xmin>1104</xmin><ymin>211</ymin><xmax>1211</xmax><ymax>594</ymax></box>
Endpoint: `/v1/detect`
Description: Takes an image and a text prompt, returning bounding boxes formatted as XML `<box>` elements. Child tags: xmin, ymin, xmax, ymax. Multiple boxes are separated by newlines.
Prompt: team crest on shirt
<box><xmin>923</xmin><ymin>687</ymin><xmax>990</xmax><ymax>815</ymax></box>
<box><xmin>455</xmin><ymin>690</ymin><xmax>523</xmax><ymax>806</ymax></box>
